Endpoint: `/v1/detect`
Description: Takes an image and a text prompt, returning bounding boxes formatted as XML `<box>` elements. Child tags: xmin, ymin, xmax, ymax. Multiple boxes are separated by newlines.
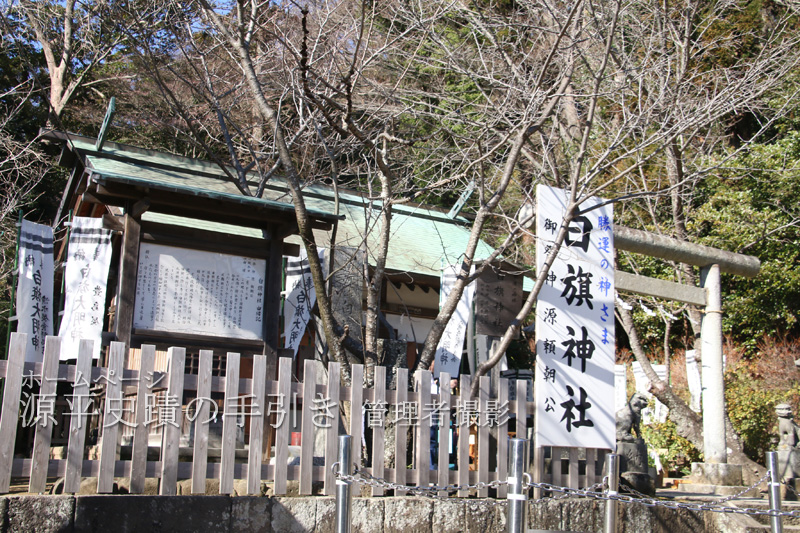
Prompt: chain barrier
<box><xmin>333</xmin><ymin>462</ymin><xmax>800</xmax><ymax>520</ymax></box>
<box><xmin>521</xmin><ymin>471</ymin><xmax>800</xmax><ymax>519</ymax></box>
<box><xmin>332</xmin><ymin>462</ymin><xmax>510</xmax><ymax>508</ymax></box>
<box><xmin>618</xmin><ymin>471</ymin><xmax>768</xmax><ymax>506</ymax></box>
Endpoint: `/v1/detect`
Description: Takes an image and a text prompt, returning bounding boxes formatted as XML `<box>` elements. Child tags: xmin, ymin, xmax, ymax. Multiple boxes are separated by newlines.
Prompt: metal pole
<box><xmin>507</xmin><ymin>438</ymin><xmax>528</xmax><ymax>533</ymax></box>
<box><xmin>335</xmin><ymin>435</ymin><xmax>353</xmax><ymax>533</ymax></box>
<box><xmin>767</xmin><ymin>451</ymin><xmax>783</xmax><ymax>533</ymax></box>
<box><xmin>604</xmin><ymin>454</ymin><xmax>620</xmax><ymax>533</ymax></box>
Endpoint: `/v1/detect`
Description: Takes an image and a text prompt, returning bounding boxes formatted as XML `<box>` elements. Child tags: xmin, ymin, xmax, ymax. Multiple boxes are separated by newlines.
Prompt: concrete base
<box><xmin>620</xmin><ymin>472</ymin><xmax>655</xmax><ymax>496</ymax></box>
<box><xmin>777</xmin><ymin>448</ymin><xmax>800</xmax><ymax>479</ymax></box>
<box><xmin>689</xmin><ymin>462</ymin><xmax>743</xmax><ymax>486</ymax></box>
<box><xmin>781</xmin><ymin>478</ymin><xmax>800</xmax><ymax>501</ymax></box>
<box><xmin>677</xmin><ymin>483</ymin><xmax>760</xmax><ymax>497</ymax></box>
<box><xmin>679</xmin><ymin>462</ymin><xmax>755</xmax><ymax>498</ymax></box>
<box><xmin>0</xmin><ymin>494</ymin><xmax>766</xmax><ymax>533</ymax></box>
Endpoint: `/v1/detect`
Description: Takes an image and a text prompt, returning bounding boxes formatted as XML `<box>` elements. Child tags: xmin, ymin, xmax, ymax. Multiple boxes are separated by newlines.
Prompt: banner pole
<box><xmin>54</xmin><ymin>209</ymin><xmax>72</xmax><ymax>335</ymax></box>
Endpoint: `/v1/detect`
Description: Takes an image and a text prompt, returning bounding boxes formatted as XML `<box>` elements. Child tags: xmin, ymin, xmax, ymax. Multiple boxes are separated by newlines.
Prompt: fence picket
<box><xmin>533</xmin><ymin>445</ymin><xmax>544</xmax><ymax>499</ymax></box>
<box><xmin>98</xmin><ymin>342</ymin><xmax>125</xmax><ymax>493</ymax></box>
<box><xmin>497</xmin><ymin>376</ymin><xmax>509</xmax><ymax>498</ymax></box>
<box><xmin>29</xmin><ymin>336</ymin><xmax>61</xmax><ymax>493</ymax></box>
<box><xmin>371</xmin><ymin>366</ymin><xmax>386</xmax><ymax>496</ymax></box>
<box><xmin>585</xmin><ymin>448</ymin><xmax>596</xmax><ymax>487</ymax></box>
<box><xmin>190</xmin><ymin>350</ymin><xmax>212</xmax><ymax>494</ymax></box>
<box><xmin>159</xmin><ymin>347</ymin><xmax>185</xmax><ymax>496</ymax></box>
<box><xmin>220</xmin><ymin>352</ymin><xmax>240</xmax><ymax>495</ymax></box>
<box><xmin>437</xmin><ymin>372</ymin><xmax>451</xmax><ymax>497</ymax></box>
<box><xmin>349</xmin><ymin>364</ymin><xmax>364</xmax><ymax>471</ymax></box>
<box><xmin>568</xmin><ymin>447</ymin><xmax>579</xmax><ymax>489</ymax></box>
<box><xmin>273</xmin><ymin>357</ymin><xmax>292</xmax><ymax>495</ymax></box>
<box><xmin>457</xmin><ymin>374</ymin><xmax>470</xmax><ymax>497</ymax></box>
<box><xmin>394</xmin><ymin>368</ymin><xmax>408</xmax><ymax>495</ymax></box>
<box><xmin>299</xmin><ymin>359</ymin><xmax>316</xmax><ymax>495</ymax></box>
<box><xmin>64</xmin><ymin>339</ymin><xmax>95</xmax><ymax>493</ymax></box>
<box><xmin>553</xmin><ymin>447</ymin><xmax>564</xmax><ymax>487</ymax></box>
<box><xmin>415</xmin><ymin>370</ymin><xmax>431</xmax><ymax>489</ymax></box>
<box><xmin>131</xmin><ymin>345</ymin><xmax>156</xmax><ymax>494</ymax></box>
<box><xmin>247</xmin><ymin>354</ymin><xmax>267</xmax><ymax>495</ymax></box>
<box><xmin>477</xmin><ymin>375</ymin><xmax>489</xmax><ymax>498</ymax></box>
<box><xmin>0</xmin><ymin>334</ymin><xmax>26</xmax><ymax>491</ymax></box>
<box><xmin>323</xmin><ymin>362</ymin><xmax>341</xmax><ymax>496</ymax></box>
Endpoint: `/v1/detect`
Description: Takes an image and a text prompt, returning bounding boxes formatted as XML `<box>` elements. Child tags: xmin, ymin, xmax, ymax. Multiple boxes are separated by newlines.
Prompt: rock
<box><xmin>74</xmin><ymin>495</ymin><xmax>231</xmax><ymax>533</ymax></box>
<box><xmin>352</xmin><ymin>497</ymin><xmax>385</xmax><ymax>533</ymax></box>
<box><xmin>315</xmin><ymin>497</ymin><xmax>336</xmax><ymax>533</ymax></box>
<box><xmin>431</xmin><ymin>498</ymin><xmax>466</xmax><ymax>532</ymax></box>
<box><xmin>621</xmin><ymin>472</ymin><xmax>655</xmax><ymax>496</ymax></box>
<box><xmin>465</xmin><ymin>499</ymin><xmax>505</xmax><ymax>533</ymax></box>
<box><xmin>177</xmin><ymin>478</ymin><xmax>222</xmax><ymax>495</ymax></box>
<box><xmin>8</xmin><ymin>495</ymin><xmax>74</xmax><ymax>533</ymax></box>
<box><xmin>114</xmin><ymin>476</ymin><xmax>160</xmax><ymax>495</ymax></box>
<box><xmin>384</xmin><ymin>497</ymin><xmax>433</xmax><ymax>533</ymax></box>
<box><xmin>231</xmin><ymin>497</ymin><xmax>272</xmax><ymax>533</ymax></box>
<box><xmin>271</xmin><ymin>496</ymin><xmax>318</xmax><ymax>533</ymax></box>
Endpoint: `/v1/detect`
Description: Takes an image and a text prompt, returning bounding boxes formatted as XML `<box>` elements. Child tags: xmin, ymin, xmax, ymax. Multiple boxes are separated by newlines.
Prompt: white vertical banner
<box><xmin>614</xmin><ymin>365</ymin><xmax>627</xmax><ymax>414</ymax></box>
<box><xmin>632</xmin><ymin>362</ymin><xmax>668</xmax><ymax>424</ymax></box>
<box><xmin>685</xmin><ymin>350</ymin><xmax>702</xmax><ymax>413</ymax></box>
<box><xmin>16</xmin><ymin>220</ymin><xmax>55</xmax><ymax>362</ymax></box>
<box><xmin>434</xmin><ymin>264</ymin><xmax>475</xmax><ymax>378</ymax></box>
<box><xmin>59</xmin><ymin>217</ymin><xmax>113</xmax><ymax>360</ymax></box>
<box><xmin>283</xmin><ymin>248</ymin><xmax>324</xmax><ymax>356</ymax></box>
<box><xmin>535</xmin><ymin>185</ymin><xmax>615</xmax><ymax>450</ymax></box>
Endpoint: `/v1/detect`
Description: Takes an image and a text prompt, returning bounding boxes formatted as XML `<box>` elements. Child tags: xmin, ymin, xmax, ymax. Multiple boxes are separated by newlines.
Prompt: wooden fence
<box><xmin>0</xmin><ymin>333</ymin><xmax>609</xmax><ymax>496</ymax></box>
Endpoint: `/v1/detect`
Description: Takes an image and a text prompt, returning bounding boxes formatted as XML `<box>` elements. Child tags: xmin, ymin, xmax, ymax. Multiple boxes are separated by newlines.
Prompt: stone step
<box><xmin>735</xmin><ymin>501</ymin><xmax>800</xmax><ymax>526</ymax></box>
<box><xmin>744</xmin><ymin>526</ymin><xmax>800</xmax><ymax>532</ymax></box>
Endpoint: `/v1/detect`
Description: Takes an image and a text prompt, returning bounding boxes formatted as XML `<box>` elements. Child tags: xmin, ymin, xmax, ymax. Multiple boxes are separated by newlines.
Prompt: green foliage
<box><xmin>691</xmin><ymin>132</ymin><xmax>800</xmax><ymax>347</ymax></box>
<box><xmin>725</xmin><ymin>369</ymin><xmax>783</xmax><ymax>463</ymax></box>
<box><xmin>641</xmin><ymin>418</ymin><xmax>701</xmax><ymax>476</ymax></box>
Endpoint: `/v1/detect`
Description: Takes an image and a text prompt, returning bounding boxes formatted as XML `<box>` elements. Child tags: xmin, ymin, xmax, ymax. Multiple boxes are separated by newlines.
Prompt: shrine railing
<box><xmin>0</xmin><ymin>333</ymin><xmax>607</xmax><ymax>496</ymax></box>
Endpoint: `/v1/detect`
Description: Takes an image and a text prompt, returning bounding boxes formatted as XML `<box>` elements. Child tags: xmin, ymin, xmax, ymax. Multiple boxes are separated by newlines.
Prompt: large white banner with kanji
<box><xmin>16</xmin><ymin>220</ymin><xmax>54</xmax><ymax>362</ymax></box>
<box><xmin>434</xmin><ymin>264</ymin><xmax>475</xmax><ymax>378</ymax></box>
<box><xmin>134</xmin><ymin>244</ymin><xmax>266</xmax><ymax>340</ymax></box>
<box><xmin>283</xmin><ymin>248</ymin><xmax>324</xmax><ymax>356</ymax></box>
<box><xmin>535</xmin><ymin>185</ymin><xmax>615</xmax><ymax>449</ymax></box>
<box><xmin>59</xmin><ymin>217</ymin><xmax>113</xmax><ymax>360</ymax></box>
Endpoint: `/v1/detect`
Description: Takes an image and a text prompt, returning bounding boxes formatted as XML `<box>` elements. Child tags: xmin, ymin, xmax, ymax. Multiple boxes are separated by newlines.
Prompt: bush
<box><xmin>725</xmin><ymin>369</ymin><xmax>784</xmax><ymax>463</ymax></box>
<box><xmin>641</xmin><ymin>418</ymin><xmax>701</xmax><ymax>477</ymax></box>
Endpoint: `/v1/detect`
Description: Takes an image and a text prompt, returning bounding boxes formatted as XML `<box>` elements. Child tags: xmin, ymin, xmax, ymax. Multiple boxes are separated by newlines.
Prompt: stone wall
<box><xmin>0</xmin><ymin>494</ymin><xmax>763</xmax><ymax>532</ymax></box>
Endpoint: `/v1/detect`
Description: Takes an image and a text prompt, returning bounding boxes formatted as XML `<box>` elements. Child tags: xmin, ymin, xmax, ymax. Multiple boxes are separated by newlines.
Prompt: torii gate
<box><xmin>613</xmin><ymin>225</ymin><xmax>760</xmax><ymax>485</ymax></box>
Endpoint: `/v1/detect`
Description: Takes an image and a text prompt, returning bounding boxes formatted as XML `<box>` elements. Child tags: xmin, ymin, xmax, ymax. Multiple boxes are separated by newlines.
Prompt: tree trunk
<box><xmin>617</xmin><ymin>304</ymin><xmax>766</xmax><ymax>485</ymax></box>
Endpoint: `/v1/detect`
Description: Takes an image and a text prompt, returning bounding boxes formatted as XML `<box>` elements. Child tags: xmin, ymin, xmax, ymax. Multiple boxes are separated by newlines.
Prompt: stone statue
<box><xmin>777</xmin><ymin>403</ymin><xmax>800</xmax><ymax>449</ymax></box>
<box><xmin>776</xmin><ymin>404</ymin><xmax>800</xmax><ymax>498</ymax></box>
<box><xmin>615</xmin><ymin>392</ymin><xmax>649</xmax><ymax>443</ymax></box>
<box><xmin>614</xmin><ymin>392</ymin><xmax>654</xmax><ymax>495</ymax></box>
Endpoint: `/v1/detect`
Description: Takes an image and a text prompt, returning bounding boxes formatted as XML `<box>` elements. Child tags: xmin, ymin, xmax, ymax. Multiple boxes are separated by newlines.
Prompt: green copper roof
<box><xmin>67</xmin><ymin>137</ymin><xmax>522</xmax><ymax>284</ymax></box>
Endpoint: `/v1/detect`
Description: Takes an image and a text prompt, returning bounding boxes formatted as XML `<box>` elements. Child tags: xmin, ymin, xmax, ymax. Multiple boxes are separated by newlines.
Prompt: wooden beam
<box><xmin>101</xmin><ymin>214</ymin><xmax>125</xmax><ymax>233</ymax></box>
<box><xmin>263</xmin><ymin>226</ymin><xmax>286</xmax><ymax>354</ymax></box>
<box><xmin>115</xmin><ymin>213</ymin><xmax>141</xmax><ymax>357</ymax></box>
<box><xmin>130</xmin><ymin>198</ymin><xmax>151</xmax><ymax>219</ymax></box>
<box><xmin>88</xmin><ymin>179</ymin><xmax>331</xmax><ymax>232</ymax></box>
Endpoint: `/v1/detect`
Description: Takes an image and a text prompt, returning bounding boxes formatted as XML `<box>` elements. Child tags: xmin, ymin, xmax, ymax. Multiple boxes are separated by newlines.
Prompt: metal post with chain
<box><xmin>767</xmin><ymin>451</ymin><xmax>783</xmax><ymax>533</ymax></box>
<box><xmin>335</xmin><ymin>435</ymin><xmax>353</xmax><ymax>533</ymax></box>
<box><xmin>507</xmin><ymin>438</ymin><xmax>529</xmax><ymax>533</ymax></box>
<box><xmin>604</xmin><ymin>454</ymin><xmax>619</xmax><ymax>533</ymax></box>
